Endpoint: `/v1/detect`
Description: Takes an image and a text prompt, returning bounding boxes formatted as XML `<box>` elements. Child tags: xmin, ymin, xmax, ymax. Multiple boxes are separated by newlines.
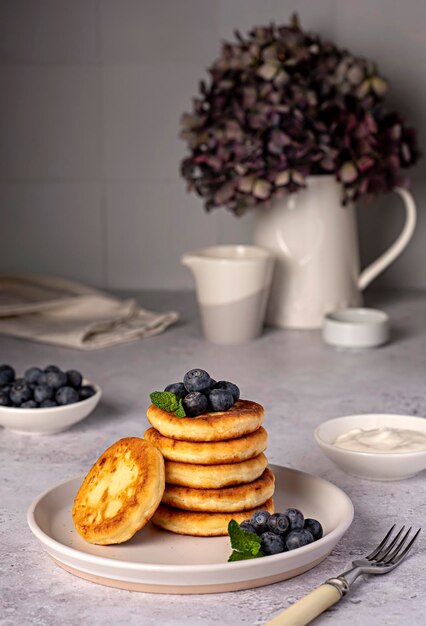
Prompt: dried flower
<box><xmin>180</xmin><ymin>15</ymin><xmax>420</xmax><ymax>213</ymax></box>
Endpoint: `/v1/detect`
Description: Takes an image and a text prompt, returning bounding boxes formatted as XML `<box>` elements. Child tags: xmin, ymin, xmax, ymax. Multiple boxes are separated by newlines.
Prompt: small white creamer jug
<box><xmin>181</xmin><ymin>245</ymin><xmax>274</xmax><ymax>344</ymax></box>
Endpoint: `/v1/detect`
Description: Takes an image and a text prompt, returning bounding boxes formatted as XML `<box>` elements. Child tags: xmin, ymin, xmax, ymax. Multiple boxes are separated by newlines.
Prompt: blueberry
<box><xmin>267</xmin><ymin>513</ymin><xmax>290</xmax><ymax>535</ymax></box>
<box><xmin>285</xmin><ymin>529</ymin><xmax>314</xmax><ymax>551</ymax></box>
<box><xmin>56</xmin><ymin>386</ymin><xmax>79</xmax><ymax>406</ymax></box>
<box><xmin>34</xmin><ymin>384</ymin><xmax>54</xmax><ymax>404</ymax></box>
<box><xmin>260</xmin><ymin>532</ymin><xmax>286</xmax><ymax>555</ymax></box>
<box><xmin>40</xmin><ymin>399</ymin><xmax>57</xmax><ymax>408</ymax></box>
<box><xmin>212</xmin><ymin>381</ymin><xmax>240</xmax><ymax>403</ymax></box>
<box><xmin>197</xmin><ymin>379</ymin><xmax>217</xmax><ymax>396</ymax></box>
<box><xmin>9</xmin><ymin>381</ymin><xmax>32</xmax><ymax>406</ymax></box>
<box><xmin>183</xmin><ymin>369</ymin><xmax>211</xmax><ymax>392</ymax></box>
<box><xmin>24</xmin><ymin>367</ymin><xmax>43</xmax><ymax>385</ymax></box>
<box><xmin>44</xmin><ymin>365</ymin><xmax>61</xmax><ymax>373</ymax></box>
<box><xmin>164</xmin><ymin>382</ymin><xmax>187</xmax><ymax>399</ymax></box>
<box><xmin>45</xmin><ymin>369</ymin><xmax>67</xmax><ymax>390</ymax></box>
<box><xmin>21</xmin><ymin>400</ymin><xmax>38</xmax><ymax>408</ymax></box>
<box><xmin>249</xmin><ymin>509</ymin><xmax>271</xmax><ymax>534</ymax></box>
<box><xmin>208</xmin><ymin>388</ymin><xmax>233</xmax><ymax>412</ymax></box>
<box><xmin>284</xmin><ymin>508</ymin><xmax>304</xmax><ymax>530</ymax></box>
<box><xmin>183</xmin><ymin>391</ymin><xmax>208</xmax><ymax>417</ymax></box>
<box><xmin>0</xmin><ymin>390</ymin><xmax>10</xmax><ymax>406</ymax></box>
<box><xmin>38</xmin><ymin>372</ymin><xmax>48</xmax><ymax>385</ymax></box>
<box><xmin>0</xmin><ymin>364</ymin><xmax>15</xmax><ymax>386</ymax></box>
<box><xmin>80</xmin><ymin>385</ymin><xmax>96</xmax><ymax>401</ymax></box>
<box><xmin>304</xmin><ymin>519</ymin><xmax>323</xmax><ymax>541</ymax></box>
<box><xmin>239</xmin><ymin>521</ymin><xmax>258</xmax><ymax>534</ymax></box>
<box><xmin>66</xmin><ymin>370</ymin><xmax>83</xmax><ymax>389</ymax></box>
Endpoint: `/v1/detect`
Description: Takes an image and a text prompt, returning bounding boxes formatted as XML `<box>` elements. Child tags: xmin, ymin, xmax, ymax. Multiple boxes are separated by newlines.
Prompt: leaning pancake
<box><xmin>165</xmin><ymin>453</ymin><xmax>268</xmax><ymax>488</ymax></box>
<box><xmin>152</xmin><ymin>497</ymin><xmax>274</xmax><ymax>536</ymax></box>
<box><xmin>72</xmin><ymin>437</ymin><xmax>165</xmax><ymax>545</ymax></box>
<box><xmin>144</xmin><ymin>426</ymin><xmax>267</xmax><ymax>465</ymax></box>
<box><xmin>162</xmin><ymin>467</ymin><xmax>275</xmax><ymax>512</ymax></box>
<box><xmin>147</xmin><ymin>399</ymin><xmax>264</xmax><ymax>442</ymax></box>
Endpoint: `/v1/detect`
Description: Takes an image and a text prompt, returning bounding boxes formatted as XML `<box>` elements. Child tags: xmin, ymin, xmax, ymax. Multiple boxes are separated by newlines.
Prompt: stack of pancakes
<box><xmin>144</xmin><ymin>399</ymin><xmax>275</xmax><ymax>536</ymax></box>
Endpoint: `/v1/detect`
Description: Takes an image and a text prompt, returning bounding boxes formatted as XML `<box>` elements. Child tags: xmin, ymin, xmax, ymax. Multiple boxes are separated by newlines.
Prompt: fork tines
<box><xmin>367</xmin><ymin>525</ymin><xmax>421</xmax><ymax>566</ymax></box>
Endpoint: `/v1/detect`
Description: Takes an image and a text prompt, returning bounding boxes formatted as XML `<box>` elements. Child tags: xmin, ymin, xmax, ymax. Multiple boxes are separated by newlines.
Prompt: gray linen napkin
<box><xmin>0</xmin><ymin>274</ymin><xmax>178</xmax><ymax>349</ymax></box>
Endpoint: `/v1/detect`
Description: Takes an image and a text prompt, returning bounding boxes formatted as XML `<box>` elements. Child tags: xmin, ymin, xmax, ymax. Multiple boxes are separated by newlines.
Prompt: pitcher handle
<box><xmin>358</xmin><ymin>187</ymin><xmax>417</xmax><ymax>291</ymax></box>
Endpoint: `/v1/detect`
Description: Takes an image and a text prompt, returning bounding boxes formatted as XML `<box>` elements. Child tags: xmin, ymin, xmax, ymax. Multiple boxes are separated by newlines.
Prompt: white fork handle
<box><xmin>264</xmin><ymin>584</ymin><xmax>341</xmax><ymax>626</ymax></box>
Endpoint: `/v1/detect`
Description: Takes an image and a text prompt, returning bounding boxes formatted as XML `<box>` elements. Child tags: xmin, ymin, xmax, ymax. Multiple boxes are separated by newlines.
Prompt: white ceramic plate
<box><xmin>27</xmin><ymin>465</ymin><xmax>354</xmax><ymax>594</ymax></box>
<box><xmin>0</xmin><ymin>381</ymin><xmax>101</xmax><ymax>435</ymax></box>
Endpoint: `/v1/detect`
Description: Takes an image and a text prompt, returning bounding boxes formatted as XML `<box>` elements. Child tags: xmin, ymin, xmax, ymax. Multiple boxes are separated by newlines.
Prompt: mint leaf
<box><xmin>228</xmin><ymin>520</ymin><xmax>262</xmax><ymax>554</ymax></box>
<box><xmin>174</xmin><ymin>398</ymin><xmax>186</xmax><ymax>418</ymax></box>
<box><xmin>227</xmin><ymin>519</ymin><xmax>263</xmax><ymax>562</ymax></box>
<box><xmin>229</xmin><ymin>550</ymin><xmax>261</xmax><ymax>562</ymax></box>
<box><xmin>149</xmin><ymin>391</ymin><xmax>186</xmax><ymax>417</ymax></box>
<box><xmin>150</xmin><ymin>390</ymin><xmax>178</xmax><ymax>412</ymax></box>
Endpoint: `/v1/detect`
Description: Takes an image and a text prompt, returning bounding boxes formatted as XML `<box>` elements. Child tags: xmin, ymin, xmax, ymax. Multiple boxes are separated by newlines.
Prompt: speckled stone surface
<box><xmin>1</xmin><ymin>290</ymin><xmax>425</xmax><ymax>626</ymax></box>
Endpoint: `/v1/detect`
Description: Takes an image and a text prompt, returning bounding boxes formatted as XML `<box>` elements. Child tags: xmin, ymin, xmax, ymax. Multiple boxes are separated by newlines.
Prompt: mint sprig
<box><xmin>227</xmin><ymin>519</ymin><xmax>263</xmax><ymax>562</ymax></box>
<box><xmin>150</xmin><ymin>391</ymin><xmax>186</xmax><ymax>417</ymax></box>
<box><xmin>174</xmin><ymin>398</ymin><xmax>186</xmax><ymax>418</ymax></box>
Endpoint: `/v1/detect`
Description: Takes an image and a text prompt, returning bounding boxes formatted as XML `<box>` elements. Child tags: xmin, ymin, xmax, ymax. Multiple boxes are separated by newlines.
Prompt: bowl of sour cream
<box><xmin>315</xmin><ymin>414</ymin><xmax>426</xmax><ymax>481</ymax></box>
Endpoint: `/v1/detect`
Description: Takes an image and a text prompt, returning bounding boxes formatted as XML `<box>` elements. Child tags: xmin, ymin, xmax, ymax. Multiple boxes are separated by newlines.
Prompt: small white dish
<box><xmin>323</xmin><ymin>307</ymin><xmax>389</xmax><ymax>348</ymax></box>
<box><xmin>315</xmin><ymin>414</ymin><xmax>426</xmax><ymax>481</ymax></box>
<box><xmin>27</xmin><ymin>465</ymin><xmax>353</xmax><ymax>594</ymax></box>
<box><xmin>0</xmin><ymin>381</ymin><xmax>101</xmax><ymax>435</ymax></box>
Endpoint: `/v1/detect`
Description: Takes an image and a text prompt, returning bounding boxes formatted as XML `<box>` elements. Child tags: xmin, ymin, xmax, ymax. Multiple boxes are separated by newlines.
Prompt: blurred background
<box><xmin>0</xmin><ymin>0</ymin><xmax>424</xmax><ymax>292</ymax></box>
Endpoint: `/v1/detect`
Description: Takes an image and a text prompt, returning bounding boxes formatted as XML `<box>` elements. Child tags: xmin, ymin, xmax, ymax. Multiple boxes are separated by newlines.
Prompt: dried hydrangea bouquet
<box><xmin>180</xmin><ymin>16</ymin><xmax>420</xmax><ymax>328</ymax></box>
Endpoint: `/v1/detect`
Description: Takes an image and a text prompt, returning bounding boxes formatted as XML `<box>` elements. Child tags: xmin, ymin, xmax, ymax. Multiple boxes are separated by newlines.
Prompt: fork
<box><xmin>265</xmin><ymin>525</ymin><xmax>421</xmax><ymax>626</ymax></box>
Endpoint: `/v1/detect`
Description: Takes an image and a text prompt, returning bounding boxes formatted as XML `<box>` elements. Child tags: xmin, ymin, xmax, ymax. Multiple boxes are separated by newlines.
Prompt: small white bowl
<box><xmin>0</xmin><ymin>381</ymin><xmax>101</xmax><ymax>435</ymax></box>
<box><xmin>323</xmin><ymin>308</ymin><xmax>390</xmax><ymax>348</ymax></box>
<box><xmin>315</xmin><ymin>414</ymin><xmax>426</xmax><ymax>481</ymax></box>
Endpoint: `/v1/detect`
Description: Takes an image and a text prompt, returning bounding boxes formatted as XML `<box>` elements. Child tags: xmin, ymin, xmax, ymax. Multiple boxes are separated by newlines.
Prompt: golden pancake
<box><xmin>147</xmin><ymin>399</ymin><xmax>264</xmax><ymax>442</ymax></box>
<box><xmin>144</xmin><ymin>426</ymin><xmax>267</xmax><ymax>465</ymax></box>
<box><xmin>162</xmin><ymin>467</ymin><xmax>275</xmax><ymax>512</ymax></box>
<box><xmin>165</xmin><ymin>453</ymin><xmax>268</xmax><ymax>488</ymax></box>
<box><xmin>152</xmin><ymin>497</ymin><xmax>275</xmax><ymax>536</ymax></box>
<box><xmin>72</xmin><ymin>437</ymin><xmax>165</xmax><ymax>545</ymax></box>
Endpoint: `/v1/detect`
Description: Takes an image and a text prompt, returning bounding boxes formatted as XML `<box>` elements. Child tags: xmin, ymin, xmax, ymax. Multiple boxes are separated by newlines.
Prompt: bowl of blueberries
<box><xmin>0</xmin><ymin>364</ymin><xmax>100</xmax><ymax>435</ymax></box>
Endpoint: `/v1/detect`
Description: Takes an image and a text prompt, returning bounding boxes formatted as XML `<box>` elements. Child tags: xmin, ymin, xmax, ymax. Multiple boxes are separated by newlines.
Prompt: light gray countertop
<box><xmin>1</xmin><ymin>290</ymin><xmax>425</xmax><ymax>626</ymax></box>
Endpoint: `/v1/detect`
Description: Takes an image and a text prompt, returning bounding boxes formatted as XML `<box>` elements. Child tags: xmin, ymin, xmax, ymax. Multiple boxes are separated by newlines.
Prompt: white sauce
<box><xmin>333</xmin><ymin>427</ymin><xmax>426</xmax><ymax>453</ymax></box>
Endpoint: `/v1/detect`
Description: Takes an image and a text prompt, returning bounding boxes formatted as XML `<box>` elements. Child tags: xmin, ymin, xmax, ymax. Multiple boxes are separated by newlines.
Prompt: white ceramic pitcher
<box><xmin>252</xmin><ymin>175</ymin><xmax>417</xmax><ymax>329</ymax></box>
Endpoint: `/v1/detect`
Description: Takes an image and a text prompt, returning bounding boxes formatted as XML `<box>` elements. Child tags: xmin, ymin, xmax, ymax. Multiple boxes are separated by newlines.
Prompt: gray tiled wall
<box><xmin>0</xmin><ymin>0</ymin><xmax>424</xmax><ymax>290</ymax></box>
